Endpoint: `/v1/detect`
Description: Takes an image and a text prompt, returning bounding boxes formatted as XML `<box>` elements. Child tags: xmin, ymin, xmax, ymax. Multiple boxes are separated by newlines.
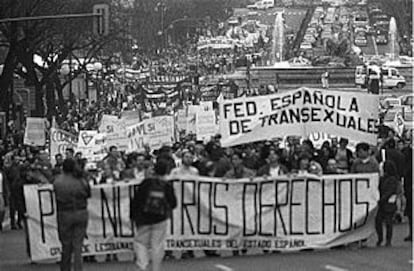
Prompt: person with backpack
<box><xmin>54</xmin><ymin>158</ymin><xmax>91</xmax><ymax>271</ymax></box>
<box><xmin>130</xmin><ymin>159</ymin><xmax>177</xmax><ymax>271</ymax></box>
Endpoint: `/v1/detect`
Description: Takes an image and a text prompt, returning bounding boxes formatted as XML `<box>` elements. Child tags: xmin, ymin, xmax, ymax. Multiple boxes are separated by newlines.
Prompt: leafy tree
<box><xmin>0</xmin><ymin>0</ymin><xmax>124</xmax><ymax>117</ymax></box>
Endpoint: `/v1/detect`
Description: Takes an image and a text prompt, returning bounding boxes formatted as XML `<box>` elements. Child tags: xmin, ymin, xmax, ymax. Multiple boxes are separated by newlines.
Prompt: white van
<box><xmin>247</xmin><ymin>0</ymin><xmax>274</xmax><ymax>10</ymax></box>
<box><xmin>355</xmin><ymin>65</ymin><xmax>406</xmax><ymax>89</ymax></box>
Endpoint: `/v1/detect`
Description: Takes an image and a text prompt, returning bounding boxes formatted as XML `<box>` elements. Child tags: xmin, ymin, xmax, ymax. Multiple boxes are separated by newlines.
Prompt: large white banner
<box><xmin>24</xmin><ymin>173</ymin><xmax>379</xmax><ymax>262</ymax></box>
<box><xmin>127</xmin><ymin>116</ymin><xmax>175</xmax><ymax>152</ymax></box>
<box><xmin>219</xmin><ymin>88</ymin><xmax>379</xmax><ymax>147</ymax></box>
<box><xmin>50</xmin><ymin>128</ymin><xmax>78</xmax><ymax>165</ymax></box>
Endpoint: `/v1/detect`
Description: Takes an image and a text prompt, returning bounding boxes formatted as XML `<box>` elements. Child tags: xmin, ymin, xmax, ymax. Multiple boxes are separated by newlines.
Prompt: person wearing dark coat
<box><xmin>403</xmin><ymin>147</ymin><xmax>412</xmax><ymax>241</ymax></box>
<box><xmin>376</xmin><ymin>160</ymin><xmax>401</xmax><ymax>247</ymax></box>
<box><xmin>54</xmin><ymin>159</ymin><xmax>91</xmax><ymax>271</ymax></box>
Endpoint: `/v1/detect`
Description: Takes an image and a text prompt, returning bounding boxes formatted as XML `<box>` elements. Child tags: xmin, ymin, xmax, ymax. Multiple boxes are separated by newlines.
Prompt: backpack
<box><xmin>142</xmin><ymin>178</ymin><xmax>170</xmax><ymax>220</ymax></box>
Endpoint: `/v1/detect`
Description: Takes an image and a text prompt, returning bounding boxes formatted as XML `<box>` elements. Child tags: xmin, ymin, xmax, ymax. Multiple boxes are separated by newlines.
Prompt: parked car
<box><xmin>355</xmin><ymin>65</ymin><xmax>406</xmax><ymax>89</ymax></box>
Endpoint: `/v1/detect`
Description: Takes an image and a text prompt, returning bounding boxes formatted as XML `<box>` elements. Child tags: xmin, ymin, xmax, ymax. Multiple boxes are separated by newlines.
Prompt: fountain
<box><xmin>269</xmin><ymin>11</ymin><xmax>298</xmax><ymax>68</ymax></box>
<box><xmin>383</xmin><ymin>16</ymin><xmax>408</xmax><ymax>67</ymax></box>
<box><xmin>389</xmin><ymin>17</ymin><xmax>399</xmax><ymax>61</ymax></box>
<box><xmin>271</xmin><ymin>11</ymin><xmax>284</xmax><ymax>64</ymax></box>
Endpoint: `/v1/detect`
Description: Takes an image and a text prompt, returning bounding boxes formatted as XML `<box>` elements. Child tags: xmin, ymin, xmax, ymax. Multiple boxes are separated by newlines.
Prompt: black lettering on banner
<box><xmin>354</xmin><ymin>178</ymin><xmax>370</xmax><ymax>229</ymax></box>
<box><xmin>258</xmin><ymin>181</ymin><xmax>275</xmax><ymax>236</ymax></box>
<box><xmin>305</xmin><ymin>178</ymin><xmax>321</xmax><ymax>235</ymax></box>
<box><xmin>347</xmin><ymin>116</ymin><xmax>357</xmax><ymax>130</ymax></box>
<box><xmin>313</xmin><ymin>90</ymin><xmax>323</xmax><ymax>105</ymax></box>
<box><xmin>269</xmin><ymin>113</ymin><xmax>278</xmax><ymax>125</ymax></box>
<box><xmin>281</xmin><ymin>95</ymin><xmax>291</xmax><ymax>108</ymax></box>
<box><xmin>213</xmin><ymin>183</ymin><xmax>229</xmax><ymax>235</ymax></box>
<box><xmin>289</xmin><ymin>108</ymin><xmax>300</xmax><ymax>123</ymax></box>
<box><xmin>242</xmin><ymin>183</ymin><xmax>258</xmax><ymax>236</ymax></box>
<box><xmin>100</xmin><ymin>188</ymin><xmax>118</xmax><ymax>238</ymax></box>
<box><xmin>338</xmin><ymin>178</ymin><xmax>353</xmax><ymax>233</ymax></box>
<box><xmin>229</xmin><ymin>119</ymin><xmax>252</xmax><ymax>135</ymax></box>
<box><xmin>323</xmin><ymin>109</ymin><xmax>334</xmax><ymax>122</ymax></box>
<box><xmin>275</xmin><ymin>180</ymin><xmax>289</xmax><ymax>236</ymax></box>
<box><xmin>336</xmin><ymin>113</ymin><xmax>346</xmax><ymax>128</ymax></box>
<box><xmin>349</xmin><ymin>97</ymin><xmax>359</xmax><ymax>112</ymax></box>
<box><xmin>246</xmin><ymin>101</ymin><xmax>257</xmax><ymax>116</ymax></box>
<box><xmin>357</xmin><ymin>117</ymin><xmax>366</xmax><ymax>132</ymax></box>
<box><xmin>197</xmin><ymin>181</ymin><xmax>212</xmax><ymax>235</ymax></box>
<box><xmin>223</xmin><ymin>103</ymin><xmax>232</xmax><ymax>119</ymax></box>
<box><xmin>322</xmin><ymin>178</ymin><xmax>337</xmax><ymax>234</ymax></box>
<box><xmin>280</xmin><ymin>110</ymin><xmax>289</xmax><ymax>125</ymax></box>
<box><xmin>292</xmin><ymin>90</ymin><xmax>302</xmax><ymax>105</ymax></box>
<box><xmin>234</xmin><ymin>102</ymin><xmax>243</xmax><ymax>117</ymax></box>
<box><xmin>289</xmin><ymin>179</ymin><xmax>304</xmax><ymax>235</ymax></box>
<box><xmin>270</xmin><ymin>97</ymin><xmax>281</xmax><ymax>110</ymax></box>
<box><xmin>325</xmin><ymin>95</ymin><xmax>335</xmax><ymax>108</ymax></box>
<box><xmin>337</xmin><ymin>96</ymin><xmax>346</xmax><ymax>111</ymax></box>
<box><xmin>181</xmin><ymin>180</ymin><xmax>196</xmax><ymax>235</ymax></box>
<box><xmin>303</xmin><ymin>90</ymin><xmax>312</xmax><ymax>104</ymax></box>
<box><xmin>301</xmin><ymin>107</ymin><xmax>310</xmax><ymax>122</ymax></box>
<box><xmin>38</xmin><ymin>188</ymin><xmax>54</xmax><ymax>243</ymax></box>
<box><xmin>311</xmin><ymin>107</ymin><xmax>321</xmax><ymax>122</ymax></box>
<box><xmin>169</xmin><ymin>179</ymin><xmax>180</xmax><ymax>234</ymax></box>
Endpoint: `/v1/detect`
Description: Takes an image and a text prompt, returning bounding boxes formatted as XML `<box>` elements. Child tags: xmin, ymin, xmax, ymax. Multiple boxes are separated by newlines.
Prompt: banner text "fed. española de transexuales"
<box><xmin>219</xmin><ymin>88</ymin><xmax>379</xmax><ymax>147</ymax></box>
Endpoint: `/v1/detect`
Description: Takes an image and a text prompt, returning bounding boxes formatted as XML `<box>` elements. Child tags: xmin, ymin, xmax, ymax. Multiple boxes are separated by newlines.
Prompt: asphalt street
<box><xmin>0</xmin><ymin>223</ymin><xmax>412</xmax><ymax>271</ymax></box>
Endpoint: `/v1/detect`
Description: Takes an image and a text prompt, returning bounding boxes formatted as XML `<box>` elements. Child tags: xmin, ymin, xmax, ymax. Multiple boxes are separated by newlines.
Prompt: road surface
<box><xmin>0</xmin><ymin>223</ymin><xmax>412</xmax><ymax>271</ymax></box>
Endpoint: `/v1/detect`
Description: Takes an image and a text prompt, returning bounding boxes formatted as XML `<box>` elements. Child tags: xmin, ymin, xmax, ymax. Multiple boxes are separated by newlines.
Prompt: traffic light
<box><xmin>93</xmin><ymin>4</ymin><xmax>109</xmax><ymax>36</ymax></box>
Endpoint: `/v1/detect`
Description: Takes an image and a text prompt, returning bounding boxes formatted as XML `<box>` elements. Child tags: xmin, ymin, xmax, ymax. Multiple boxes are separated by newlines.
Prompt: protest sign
<box><xmin>98</xmin><ymin>115</ymin><xmax>120</xmax><ymax>133</ymax></box>
<box><xmin>50</xmin><ymin>128</ymin><xmax>78</xmax><ymax>165</ymax></box>
<box><xmin>24</xmin><ymin>117</ymin><xmax>46</xmax><ymax>146</ymax></box>
<box><xmin>77</xmin><ymin>131</ymin><xmax>107</xmax><ymax>162</ymax></box>
<box><xmin>308</xmin><ymin>132</ymin><xmax>357</xmax><ymax>152</ymax></box>
<box><xmin>127</xmin><ymin>116</ymin><xmax>175</xmax><ymax>152</ymax></box>
<box><xmin>219</xmin><ymin>87</ymin><xmax>379</xmax><ymax>147</ymax></box>
<box><xmin>176</xmin><ymin>109</ymin><xmax>187</xmax><ymax>132</ymax></box>
<box><xmin>186</xmin><ymin>105</ymin><xmax>198</xmax><ymax>134</ymax></box>
<box><xmin>25</xmin><ymin>173</ymin><xmax>379</xmax><ymax>262</ymax></box>
<box><xmin>196</xmin><ymin>110</ymin><xmax>218</xmax><ymax>141</ymax></box>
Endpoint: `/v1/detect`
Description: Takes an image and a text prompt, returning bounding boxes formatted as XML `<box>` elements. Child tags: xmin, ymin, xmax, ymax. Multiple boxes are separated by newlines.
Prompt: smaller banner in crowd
<box><xmin>24</xmin><ymin>117</ymin><xmax>46</xmax><ymax>146</ymax></box>
<box><xmin>99</xmin><ymin>114</ymin><xmax>129</xmax><ymax>152</ymax></box>
<box><xmin>24</xmin><ymin>173</ymin><xmax>379</xmax><ymax>262</ymax></box>
<box><xmin>50</xmin><ymin>128</ymin><xmax>78</xmax><ymax>165</ymax></box>
<box><xmin>76</xmin><ymin>131</ymin><xmax>107</xmax><ymax>163</ymax></box>
<box><xmin>127</xmin><ymin>116</ymin><xmax>175</xmax><ymax>152</ymax></box>
<box><xmin>196</xmin><ymin>110</ymin><xmax>218</xmax><ymax>141</ymax></box>
<box><xmin>219</xmin><ymin>87</ymin><xmax>379</xmax><ymax>147</ymax></box>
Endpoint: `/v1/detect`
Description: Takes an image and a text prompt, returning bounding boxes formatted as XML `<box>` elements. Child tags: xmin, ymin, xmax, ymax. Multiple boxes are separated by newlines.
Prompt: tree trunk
<box><xmin>45</xmin><ymin>76</ymin><xmax>56</xmax><ymax>120</ymax></box>
<box><xmin>53</xmin><ymin>72</ymin><xmax>66</xmax><ymax>115</ymax></box>
<box><xmin>0</xmin><ymin>46</ymin><xmax>17</xmax><ymax>114</ymax></box>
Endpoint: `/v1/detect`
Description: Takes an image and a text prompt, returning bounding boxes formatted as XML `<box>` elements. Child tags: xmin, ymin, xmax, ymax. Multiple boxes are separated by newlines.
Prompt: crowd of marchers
<box><xmin>0</xmin><ymin>126</ymin><xmax>412</xmax><ymax>245</ymax></box>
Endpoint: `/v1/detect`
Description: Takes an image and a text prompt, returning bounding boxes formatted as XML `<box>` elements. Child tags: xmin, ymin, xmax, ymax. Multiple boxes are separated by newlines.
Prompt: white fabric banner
<box><xmin>24</xmin><ymin>117</ymin><xmax>46</xmax><ymax>146</ymax></box>
<box><xmin>219</xmin><ymin>88</ymin><xmax>379</xmax><ymax>147</ymax></box>
<box><xmin>24</xmin><ymin>173</ymin><xmax>379</xmax><ymax>262</ymax></box>
<box><xmin>49</xmin><ymin>128</ymin><xmax>78</xmax><ymax>166</ymax></box>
